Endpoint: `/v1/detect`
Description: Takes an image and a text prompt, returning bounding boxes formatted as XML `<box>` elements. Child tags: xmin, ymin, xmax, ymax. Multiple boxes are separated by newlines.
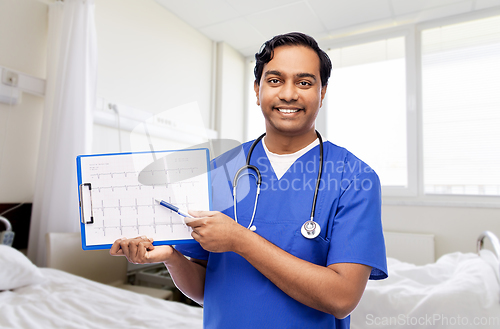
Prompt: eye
<box><xmin>268</xmin><ymin>78</ymin><xmax>281</xmax><ymax>84</ymax></box>
<box><xmin>297</xmin><ymin>81</ymin><xmax>312</xmax><ymax>87</ymax></box>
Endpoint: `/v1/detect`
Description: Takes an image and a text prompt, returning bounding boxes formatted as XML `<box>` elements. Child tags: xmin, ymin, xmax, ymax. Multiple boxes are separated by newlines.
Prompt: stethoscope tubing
<box><xmin>309</xmin><ymin>131</ymin><xmax>323</xmax><ymax>221</ymax></box>
<box><xmin>233</xmin><ymin>131</ymin><xmax>324</xmax><ymax>236</ymax></box>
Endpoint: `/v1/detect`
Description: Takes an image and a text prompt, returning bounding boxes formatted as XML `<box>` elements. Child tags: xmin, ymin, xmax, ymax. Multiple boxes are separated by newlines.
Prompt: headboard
<box><xmin>384</xmin><ymin>231</ymin><xmax>435</xmax><ymax>265</ymax></box>
<box><xmin>45</xmin><ymin>232</ymin><xmax>128</xmax><ymax>284</ymax></box>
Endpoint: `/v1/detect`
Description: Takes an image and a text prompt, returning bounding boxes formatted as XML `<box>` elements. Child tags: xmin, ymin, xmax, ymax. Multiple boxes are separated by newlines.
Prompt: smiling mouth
<box><xmin>275</xmin><ymin>108</ymin><xmax>301</xmax><ymax>113</ymax></box>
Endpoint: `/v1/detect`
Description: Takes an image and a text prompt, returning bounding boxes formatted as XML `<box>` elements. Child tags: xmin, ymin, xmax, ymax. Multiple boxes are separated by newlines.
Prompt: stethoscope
<box><xmin>232</xmin><ymin>130</ymin><xmax>324</xmax><ymax>239</ymax></box>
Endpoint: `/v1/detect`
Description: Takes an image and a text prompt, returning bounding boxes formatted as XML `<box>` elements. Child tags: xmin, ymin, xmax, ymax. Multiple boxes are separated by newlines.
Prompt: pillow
<box><xmin>0</xmin><ymin>245</ymin><xmax>45</xmax><ymax>290</ymax></box>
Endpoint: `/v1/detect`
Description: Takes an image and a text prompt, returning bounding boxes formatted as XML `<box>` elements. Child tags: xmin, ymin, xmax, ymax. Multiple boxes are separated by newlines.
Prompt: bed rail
<box><xmin>0</xmin><ymin>215</ymin><xmax>15</xmax><ymax>246</ymax></box>
<box><xmin>477</xmin><ymin>230</ymin><xmax>500</xmax><ymax>259</ymax></box>
<box><xmin>477</xmin><ymin>230</ymin><xmax>500</xmax><ymax>303</ymax></box>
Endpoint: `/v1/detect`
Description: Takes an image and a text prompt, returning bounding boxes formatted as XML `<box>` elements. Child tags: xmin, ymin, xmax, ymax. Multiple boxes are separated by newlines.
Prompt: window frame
<box><xmin>410</xmin><ymin>7</ymin><xmax>500</xmax><ymax>208</ymax></box>
<box><xmin>320</xmin><ymin>26</ymin><xmax>418</xmax><ymax>198</ymax></box>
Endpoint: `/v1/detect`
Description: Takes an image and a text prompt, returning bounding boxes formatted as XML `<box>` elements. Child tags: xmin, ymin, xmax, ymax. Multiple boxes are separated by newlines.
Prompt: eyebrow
<box><xmin>264</xmin><ymin>70</ymin><xmax>317</xmax><ymax>82</ymax></box>
<box><xmin>296</xmin><ymin>73</ymin><xmax>317</xmax><ymax>82</ymax></box>
<box><xmin>264</xmin><ymin>70</ymin><xmax>282</xmax><ymax>77</ymax></box>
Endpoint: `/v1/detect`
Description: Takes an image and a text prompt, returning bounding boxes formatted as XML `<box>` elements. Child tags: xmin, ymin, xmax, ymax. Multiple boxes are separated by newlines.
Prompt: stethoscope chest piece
<box><xmin>301</xmin><ymin>220</ymin><xmax>320</xmax><ymax>239</ymax></box>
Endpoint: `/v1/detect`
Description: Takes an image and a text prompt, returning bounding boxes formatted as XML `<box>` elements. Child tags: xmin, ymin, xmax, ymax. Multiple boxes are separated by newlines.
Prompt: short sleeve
<box><xmin>326</xmin><ymin>170</ymin><xmax>388</xmax><ymax>280</ymax></box>
<box><xmin>175</xmin><ymin>242</ymin><xmax>209</xmax><ymax>260</ymax></box>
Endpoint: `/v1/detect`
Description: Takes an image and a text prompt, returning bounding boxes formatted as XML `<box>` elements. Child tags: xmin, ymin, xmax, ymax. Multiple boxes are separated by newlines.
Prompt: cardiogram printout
<box><xmin>77</xmin><ymin>148</ymin><xmax>211</xmax><ymax>250</ymax></box>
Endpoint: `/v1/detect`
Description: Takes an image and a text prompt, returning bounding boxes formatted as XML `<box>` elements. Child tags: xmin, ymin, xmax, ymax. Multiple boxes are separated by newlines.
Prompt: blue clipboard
<box><xmin>76</xmin><ymin>148</ymin><xmax>211</xmax><ymax>250</ymax></box>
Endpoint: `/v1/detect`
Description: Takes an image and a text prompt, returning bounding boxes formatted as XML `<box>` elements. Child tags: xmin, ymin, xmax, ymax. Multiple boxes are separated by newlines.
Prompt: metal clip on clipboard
<box><xmin>79</xmin><ymin>183</ymin><xmax>94</xmax><ymax>224</ymax></box>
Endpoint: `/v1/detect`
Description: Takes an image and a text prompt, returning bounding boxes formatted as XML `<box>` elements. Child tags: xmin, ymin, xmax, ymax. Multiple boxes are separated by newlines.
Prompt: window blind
<box><xmin>422</xmin><ymin>15</ymin><xmax>500</xmax><ymax>196</ymax></box>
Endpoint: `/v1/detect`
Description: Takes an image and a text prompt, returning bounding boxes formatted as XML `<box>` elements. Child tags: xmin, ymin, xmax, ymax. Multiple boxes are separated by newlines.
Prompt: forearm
<box><xmin>163</xmin><ymin>249</ymin><xmax>206</xmax><ymax>305</ymax></box>
<box><xmin>233</xmin><ymin>229</ymin><xmax>369</xmax><ymax>318</ymax></box>
<box><xmin>186</xmin><ymin>211</ymin><xmax>370</xmax><ymax>316</ymax></box>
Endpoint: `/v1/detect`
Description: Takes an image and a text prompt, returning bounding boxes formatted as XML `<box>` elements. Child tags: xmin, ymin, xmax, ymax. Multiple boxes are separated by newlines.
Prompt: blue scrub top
<box><xmin>176</xmin><ymin>140</ymin><xmax>388</xmax><ymax>329</ymax></box>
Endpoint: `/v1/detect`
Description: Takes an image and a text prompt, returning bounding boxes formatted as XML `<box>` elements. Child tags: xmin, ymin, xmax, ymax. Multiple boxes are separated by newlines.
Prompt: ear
<box><xmin>319</xmin><ymin>84</ymin><xmax>328</xmax><ymax>108</ymax></box>
<box><xmin>254</xmin><ymin>80</ymin><xmax>260</xmax><ymax>106</ymax></box>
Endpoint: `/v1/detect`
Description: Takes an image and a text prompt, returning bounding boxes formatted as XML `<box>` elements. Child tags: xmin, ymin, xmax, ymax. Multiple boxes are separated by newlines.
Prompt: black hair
<box><xmin>254</xmin><ymin>32</ymin><xmax>332</xmax><ymax>87</ymax></box>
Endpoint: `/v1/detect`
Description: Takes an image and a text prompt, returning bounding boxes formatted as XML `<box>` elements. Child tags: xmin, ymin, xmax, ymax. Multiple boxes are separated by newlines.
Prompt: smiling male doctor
<box><xmin>111</xmin><ymin>32</ymin><xmax>387</xmax><ymax>329</ymax></box>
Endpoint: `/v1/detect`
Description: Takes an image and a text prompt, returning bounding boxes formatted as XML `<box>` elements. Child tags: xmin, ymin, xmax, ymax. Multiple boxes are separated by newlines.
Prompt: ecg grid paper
<box><xmin>78</xmin><ymin>149</ymin><xmax>210</xmax><ymax>248</ymax></box>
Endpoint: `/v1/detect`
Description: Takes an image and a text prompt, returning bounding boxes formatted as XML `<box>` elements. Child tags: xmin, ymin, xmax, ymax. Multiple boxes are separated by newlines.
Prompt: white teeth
<box><xmin>278</xmin><ymin>109</ymin><xmax>298</xmax><ymax>113</ymax></box>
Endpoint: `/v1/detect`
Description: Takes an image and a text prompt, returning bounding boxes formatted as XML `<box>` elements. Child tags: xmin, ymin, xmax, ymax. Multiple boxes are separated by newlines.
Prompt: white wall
<box><xmin>382</xmin><ymin>205</ymin><xmax>500</xmax><ymax>259</ymax></box>
<box><xmin>0</xmin><ymin>0</ymin><xmax>47</xmax><ymax>203</ymax></box>
<box><xmin>93</xmin><ymin>0</ymin><xmax>214</xmax><ymax>154</ymax></box>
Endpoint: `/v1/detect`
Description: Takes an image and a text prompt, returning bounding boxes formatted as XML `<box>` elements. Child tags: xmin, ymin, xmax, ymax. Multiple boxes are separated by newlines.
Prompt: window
<box><xmin>326</xmin><ymin>37</ymin><xmax>408</xmax><ymax>188</ymax></box>
<box><xmin>421</xmin><ymin>15</ymin><xmax>500</xmax><ymax>196</ymax></box>
<box><xmin>243</xmin><ymin>12</ymin><xmax>500</xmax><ymax>204</ymax></box>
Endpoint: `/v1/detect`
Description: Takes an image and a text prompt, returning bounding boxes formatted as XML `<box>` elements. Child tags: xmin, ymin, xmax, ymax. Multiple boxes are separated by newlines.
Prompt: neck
<box><xmin>263</xmin><ymin>130</ymin><xmax>318</xmax><ymax>155</ymax></box>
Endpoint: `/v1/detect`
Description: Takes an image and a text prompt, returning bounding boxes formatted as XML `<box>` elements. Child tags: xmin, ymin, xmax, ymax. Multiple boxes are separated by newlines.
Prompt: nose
<box><xmin>278</xmin><ymin>81</ymin><xmax>298</xmax><ymax>102</ymax></box>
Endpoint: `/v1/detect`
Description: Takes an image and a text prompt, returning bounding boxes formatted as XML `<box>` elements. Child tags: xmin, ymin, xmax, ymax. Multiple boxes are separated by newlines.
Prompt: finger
<box><xmin>110</xmin><ymin>239</ymin><xmax>124</xmax><ymax>256</ymax></box>
<box><xmin>129</xmin><ymin>239</ymin><xmax>139</xmax><ymax>260</ymax></box>
<box><xmin>188</xmin><ymin>210</ymin><xmax>219</xmax><ymax>218</ymax></box>
<box><xmin>119</xmin><ymin>239</ymin><xmax>131</xmax><ymax>258</ymax></box>
<box><xmin>138</xmin><ymin>240</ymin><xmax>152</xmax><ymax>261</ymax></box>
<box><xmin>184</xmin><ymin>216</ymin><xmax>201</xmax><ymax>225</ymax></box>
<box><xmin>130</xmin><ymin>236</ymin><xmax>149</xmax><ymax>259</ymax></box>
<box><xmin>147</xmin><ymin>237</ymin><xmax>155</xmax><ymax>250</ymax></box>
<box><xmin>139</xmin><ymin>238</ymin><xmax>153</xmax><ymax>251</ymax></box>
<box><xmin>191</xmin><ymin>229</ymin><xmax>202</xmax><ymax>242</ymax></box>
<box><xmin>138</xmin><ymin>236</ymin><xmax>154</xmax><ymax>251</ymax></box>
<box><xmin>185</xmin><ymin>217</ymin><xmax>205</xmax><ymax>227</ymax></box>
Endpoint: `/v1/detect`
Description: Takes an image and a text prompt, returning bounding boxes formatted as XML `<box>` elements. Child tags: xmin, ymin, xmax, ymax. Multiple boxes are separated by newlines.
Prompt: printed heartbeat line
<box><xmin>94</xmin><ymin>197</ymin><xmax>196</xmax><ymax>216</ymax></box>
<box><xmin>91</xmin><ymin>216</ymin><xmax>191</xmax><ymax>236</ymax></box>
<box><xmin>92</xmin><ymin>180</ymin><xmax>199</xmax><ymax>192</ymax></box>
<box><xmin>89</xmin><ymin>171</ymin><xmax>137</xmax><ymax>179</ymax></box>
<box><xmin>89</xmin><ymin>167</ymin><xmax>199</xmax><ymax>179</ymax></box>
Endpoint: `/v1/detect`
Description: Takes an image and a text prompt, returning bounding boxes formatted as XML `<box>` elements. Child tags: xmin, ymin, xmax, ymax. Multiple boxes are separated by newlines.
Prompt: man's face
<box><xmin>254</xmin><ymin>45</ymin><xmax>327</xmax><ymax>138</ymax></box>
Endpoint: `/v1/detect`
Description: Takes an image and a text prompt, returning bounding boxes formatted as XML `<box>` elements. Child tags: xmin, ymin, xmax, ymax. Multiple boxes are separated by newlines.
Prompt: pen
<box><xmin>155</xmin><ymin>199</ymin><xmax>194</xmax><ymax>218</ymax></box>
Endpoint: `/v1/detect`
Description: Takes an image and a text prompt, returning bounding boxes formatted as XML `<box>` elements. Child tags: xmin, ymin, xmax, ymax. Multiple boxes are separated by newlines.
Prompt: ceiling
<box><xmin>155</xmin><ymin>0</ymin><xmax>500</xmax><ymax>57</ymax></box>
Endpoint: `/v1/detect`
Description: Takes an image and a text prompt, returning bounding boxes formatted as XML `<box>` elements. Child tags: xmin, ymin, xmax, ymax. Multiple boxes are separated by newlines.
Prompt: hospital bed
<box><xmin>0</xmin><ymin>241</ymin><xmax>203</xmax><ymax>329</ymax></box>
<box><xmin>351</xmin><ymin>231</ymin><xmax>500</xmax><ymax>329</ymax></box>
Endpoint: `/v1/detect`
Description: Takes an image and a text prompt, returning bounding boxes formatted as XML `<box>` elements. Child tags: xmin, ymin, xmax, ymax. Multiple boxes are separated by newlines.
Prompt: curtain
<box><xmin>28</xmin><ymin>0</ymin><xmax>97</xmax><ymax>266</ymax></box>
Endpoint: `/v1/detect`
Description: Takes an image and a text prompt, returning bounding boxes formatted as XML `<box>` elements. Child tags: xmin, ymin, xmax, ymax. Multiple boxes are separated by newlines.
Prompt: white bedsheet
<box><xmin>351</xmin><ymin>250</ymin><xmax>500</xmax><ymax>328</ymax></box>
<box><xmin>0</xmin><ymin>268</ymin><xmax>203</xmax><ymax>329</ymax></box>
